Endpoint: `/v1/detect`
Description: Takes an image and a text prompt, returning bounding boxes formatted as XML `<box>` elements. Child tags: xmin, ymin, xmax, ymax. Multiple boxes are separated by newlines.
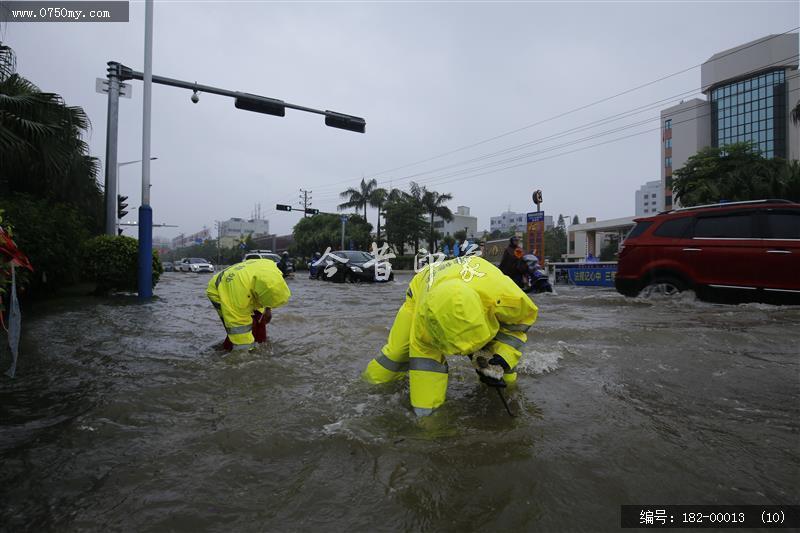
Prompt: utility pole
<box><xmin>103</xmin><ymin>63</ymin><xmax>122</xmax><ymax>235</ymax></box>
<box><xmin>215</xmin><ymin>220</ymin><xmax>221</xmax><ymax>265</ymax></box>
<box><xmin>299</xmin><ymin>189</ymin><xmax>312</xmax><ymax>218</ymax></box>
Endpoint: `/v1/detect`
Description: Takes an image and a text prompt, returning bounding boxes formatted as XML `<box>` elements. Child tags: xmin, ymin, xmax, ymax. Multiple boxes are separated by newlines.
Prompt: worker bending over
<box><xmin>207</xmin><ymin>259</ymin><xmax>291</xmax><ymax>352</ymax></box>
<box><xmin>362</xmin><ymin>256</ymin><xmax>538</xmax><ymax>416</ymax></box>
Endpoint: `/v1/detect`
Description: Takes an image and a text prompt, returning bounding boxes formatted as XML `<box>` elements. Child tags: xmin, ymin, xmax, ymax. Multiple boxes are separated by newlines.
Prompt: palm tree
<box><xmin>0</xmin><ymin>43</ymin><xmax>103</xmax><ymax>230</ymax></box>
<box><xmin>368</xmin><ymin>186</ymin><xmax>389</xmax><ymax>243</ymax></box>
<box><xmin>792</xmin><ymin>99</ymin><xmax>800</xmax><ymax>126</ymax></box>
<box><xmin>338</xmin><ymin>177</ymin><xmax>377</xmax><ymax>226</ymax></box>
<box><xmin>421</xmin><ymin>187</ymin><xmax>453</xmax><ymax>252</ymax></box>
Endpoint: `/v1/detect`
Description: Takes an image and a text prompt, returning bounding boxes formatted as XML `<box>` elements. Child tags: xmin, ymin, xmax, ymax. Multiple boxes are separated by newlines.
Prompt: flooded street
<box><xmin>1</xmin><ymin>272</ymin><xmax>799</xmax><ymax>532</ymax></box>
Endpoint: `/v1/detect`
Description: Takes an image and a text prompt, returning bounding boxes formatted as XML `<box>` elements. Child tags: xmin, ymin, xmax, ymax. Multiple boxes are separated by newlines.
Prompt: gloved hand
<box><xmin>252</xmin><ymin>310</ymin><xmax>270</xmax><ymax>343</ymax></box>
<box><xmin>472</xmin><ymin>353</ymin><xmax>508</xmax><ymax>388</ymax></box>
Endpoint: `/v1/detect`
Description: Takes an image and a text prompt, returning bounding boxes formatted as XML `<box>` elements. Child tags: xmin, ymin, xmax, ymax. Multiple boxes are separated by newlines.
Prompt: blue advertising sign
<box><xmin>566</xmin><ymin>264</ymin><xmax>617</xmax><ymax>287</ymax></box>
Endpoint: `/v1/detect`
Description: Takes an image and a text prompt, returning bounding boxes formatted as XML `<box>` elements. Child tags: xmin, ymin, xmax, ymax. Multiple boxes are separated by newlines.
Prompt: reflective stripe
<box><xmin>499</xmin><ymin>322</ymin><xmax>531</xmax><ymax>333</ymax></box>
<box><xmin>232</xmin><ymin>342</ymin><xmax>254</xmax><ymax>351</ymax></box>
<box><xmin>227</xmin><ymin>324</ymin><xmax>252</xmax><ymax>335</ymax></box>
<box><xmin>414</xmin><ymin>407</ymin><xmax>433</xmax><ymax>417</ymax></box>
<box><xmin>409</xmin><ymin>357</ymin><xmax>448</xmax><ymax>374</ymax></box>
<box><xmin>214</xmin><ymin>267</ymin><xmax>231</xmax><ymax>289</ymax></box>
<box><xmin>494</xmin><ymin>332</ymin><xmax>525</xmax><ymax>349</ymax></box>
<box><xmin>376</xmin><ymin>354</ymin><xmax>409</xmax><ymax>373</ymax></box>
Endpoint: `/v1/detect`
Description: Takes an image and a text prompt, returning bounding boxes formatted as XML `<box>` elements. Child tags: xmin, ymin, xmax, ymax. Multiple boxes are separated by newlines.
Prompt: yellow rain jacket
<box><xmin>362</xmin><ymin>256</ymin><xmax>538</xmax><ymax>416</ymax></box>
<box><xmin>206</xmin><ymin>259</ymin><xmax>291</xmax><ymax>350</ymax></box>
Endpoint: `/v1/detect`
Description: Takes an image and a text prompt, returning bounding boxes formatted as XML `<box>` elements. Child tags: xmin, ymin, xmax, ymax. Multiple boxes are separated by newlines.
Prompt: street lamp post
<box><xmin>117</xmin><ymin>157</ymin><xmax>158</xmax><ymax>234</ymax></box>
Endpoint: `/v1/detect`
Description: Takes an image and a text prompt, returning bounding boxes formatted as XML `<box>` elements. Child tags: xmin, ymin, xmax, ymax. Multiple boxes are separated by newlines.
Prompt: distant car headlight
<box><xmin>350</xmin><ymin>266</ymin><xmax>363</xmax><ymax>273</ymax></box>
<box><xmin>191</xmin><ymin>265</ymin><xmax>198</xmax><ymax>271</ymax></box>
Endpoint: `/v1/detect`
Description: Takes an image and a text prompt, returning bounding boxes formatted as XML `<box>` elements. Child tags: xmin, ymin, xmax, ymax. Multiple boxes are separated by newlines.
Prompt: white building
<box><xmin>661</xmin><ymin>33</ymin><xmax>799</xmax><ymax>211</ymax></box>
<box><xmin>171</xmin><ymin>228</ymin><xmax>212</xmax><ymax>249</ymax></box>
<box><xmin>490</xmin><ymin>210</ymin><xmax>554</xmax><ymax>233</ymax></box>
<box><xmin>566</xmin><ymin>216</ymin><xmax>637</xmax><ymax>262</ymax></box>
<box><xmin>152</xmin><ymin>235</ymin><xmax>172</xmax><ymax>249</ymax></box>
<box><xmin>217</xmin><ymin>217</ymin><xmax>270</xmax><ymax>248</ymax></box>
<box><xmin>635</xmin><ymin>180</ymin><xmax>663</xmax><ymax>216</ymax></box>
<box><xmin>433</xmin><ymin>206</ymin><xmax>479</xmax><ymax>238</ymax></box>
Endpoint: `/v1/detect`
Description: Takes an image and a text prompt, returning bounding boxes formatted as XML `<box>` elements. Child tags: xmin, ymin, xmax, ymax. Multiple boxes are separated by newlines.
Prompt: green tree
<box><xmin>420</xmin><ymin>185</ymin><xmax>453</xmax><ymax>252</ymax></box>
<box><xmin>339</xmin><ymin>178</ymin><xmax>377</xmax><ymax>225</ymax></box>
<box><xmin>599</xmin><ymin>234</ymin><xmax>619</xmax><ymax>261</ymax></box>
<box><xmin>543</xmin><ymin>214</ymin><xmax>568</xmax><ymax>262</ymax></box>
<box><xmin>572</xmin><ymin>215</ymin><xmax>580</xmax><ymax>225</ymax></box>
<box><xmin>293</xmin><ymin>213</ymin><xmax>372</xmax><ymax>256</ymax></box>
<box><xmin>672</xmin><ymin>142</ymin><xmax>799</xmax><ymax>205</ymax></box>
<box><xmin>0</xmin><ymin>44</ymin><xmax>103</xmax><ymax>233</ymax></box>
<box><xmin>1</xmin><ymin>193</ymin><xmax>92</xmax><ymax>293</ymax></box>
<box><xmin>383</xmin><ymin>192</ymin><xmax>426</xmax><ymax>255</ymax></box>
<box><xmin>369</xmin><ymin>186</ymin><xmax>389</xmax><ymax>244</ymax></box>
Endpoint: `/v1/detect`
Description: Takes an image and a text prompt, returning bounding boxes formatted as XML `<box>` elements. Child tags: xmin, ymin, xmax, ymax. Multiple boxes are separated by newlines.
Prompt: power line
<box><xmin>307</xmin><ymin>80</ymin><xmax>799</xmax><ymax>212</ymax></box>
<box><xmin>311</xmin><ymin>54</ymin><xmax>799</xmax><ymax>201</ymax></box>
<box><xmin>309</xmin><ymin>28</ymin><xmax>799</xmax><ymax>195</ymax></box>
<box><xmin>361</xmin><ymin>84</ymin><xmax>800</xmax><ymax>195</ymax></box>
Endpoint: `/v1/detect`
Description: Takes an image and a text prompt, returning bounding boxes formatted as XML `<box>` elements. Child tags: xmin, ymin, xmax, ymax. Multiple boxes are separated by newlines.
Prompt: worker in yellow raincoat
<box><xmin>362</xmin><ymin>256</ymin><xmax>538</xmax><ymax>416</ymax></box>
<box><xmin>207</xmin><ymin>259</ymin><xmax>291</xmax><ymax>352</ymax></box>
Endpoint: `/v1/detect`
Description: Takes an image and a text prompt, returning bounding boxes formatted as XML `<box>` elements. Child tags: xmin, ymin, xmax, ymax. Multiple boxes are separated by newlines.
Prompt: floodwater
<box><xmin>1</xmin><ymin>272</ymin><xmax>798</xmax><ymax>532</ymax></box>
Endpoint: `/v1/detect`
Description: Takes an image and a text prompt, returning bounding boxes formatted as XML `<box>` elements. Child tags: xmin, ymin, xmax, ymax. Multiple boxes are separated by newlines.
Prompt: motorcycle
<box><xmin>521</xmin><ymin>254</ymin><xmax>553</xmax><ymax>294</ymax></box>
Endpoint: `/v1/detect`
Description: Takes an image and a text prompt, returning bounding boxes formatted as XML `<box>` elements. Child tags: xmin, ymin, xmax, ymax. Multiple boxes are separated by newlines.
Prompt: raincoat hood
<box><xmin>420</xmin><ymin>279</ymin><xmax>494</xmax><ymax>355</ymax></box>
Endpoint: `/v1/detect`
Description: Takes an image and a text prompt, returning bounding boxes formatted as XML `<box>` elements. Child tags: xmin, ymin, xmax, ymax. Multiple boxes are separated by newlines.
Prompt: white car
<box><xmin>243</xmin><ymin>250</ymin><xmax>281</xmax><ymax>263</ymax></box>
<box><xmin>181</xmin><ymin>257</ymin><xmax>214</xmax><ymax>273</ymax></box>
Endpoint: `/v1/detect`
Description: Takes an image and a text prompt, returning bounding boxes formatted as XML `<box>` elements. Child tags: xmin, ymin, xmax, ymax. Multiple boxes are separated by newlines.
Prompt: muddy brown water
<box><xmin>1</xmin><ymin>272</ymin><xmax>798</xmax><ymax>531</ymax></box>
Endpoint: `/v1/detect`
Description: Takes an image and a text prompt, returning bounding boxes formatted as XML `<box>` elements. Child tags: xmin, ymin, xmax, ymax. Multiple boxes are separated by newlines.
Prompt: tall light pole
<box><xmin>138</xmin><ymin>0</ymin><xmax>154</xmax><ymax>299</ymax></box>
<box><xmin>117</xmin><ymin>157</ymin><xmax>157</xmax><ymax>235</ymax></box>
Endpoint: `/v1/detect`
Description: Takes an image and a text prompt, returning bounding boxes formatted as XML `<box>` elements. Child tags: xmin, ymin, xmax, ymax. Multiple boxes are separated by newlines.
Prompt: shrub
<box><xmin>0</xmin><ymin>194</ymin><xmax>90</xmax><ymax>295</ymax></box>
<box><xmin>82</xmin><ymin>235</ymin><xmax>163</xmax><ymax>293</ymax></box>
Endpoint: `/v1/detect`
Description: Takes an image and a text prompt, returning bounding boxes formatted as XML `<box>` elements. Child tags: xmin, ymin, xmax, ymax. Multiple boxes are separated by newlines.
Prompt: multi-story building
<box><xmin>171</xmin><ymin>228</ymin><xmax>212</xmax><ymax>249</ymax></box>
<box><xmin>661</xmin><ymin>33</ymin><xmax>799</xmax><ymax>211</ymax></box>
<box><xmin>217</xmin><ymin>217</ymin><xmax>270</xmax><ymax>248</ymax></box>
<box><xmin>635</xmin><ymin>180</ymin><xmax>663</xmax><ymax>216</ymax></box>
<box><xmin>433</xmin><ymin>206</ymin><xmax>479</xmax><ymax>238</ymax></box>
<box><xmin>490</xmin><ymin>210</ymin><xmax>554</xmax><ymax>233</ymax></box>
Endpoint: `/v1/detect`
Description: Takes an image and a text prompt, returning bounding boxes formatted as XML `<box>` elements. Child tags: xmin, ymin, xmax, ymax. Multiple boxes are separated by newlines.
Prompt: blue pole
<box><xmin>138</xmin><ymin>205</ymin><xmax>153</xmax><ymax>299</ymax></box>
<box><xmin>138</xmin><ymin>0</ymin><xmax>154</xmax><ymax>300</ymax></box>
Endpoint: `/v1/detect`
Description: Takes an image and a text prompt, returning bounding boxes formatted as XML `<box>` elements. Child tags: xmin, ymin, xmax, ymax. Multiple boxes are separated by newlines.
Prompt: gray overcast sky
<box><xmin>4</xmin><ymin>1</ymin><xmax>799</xmax><ymax>239</ymax></box>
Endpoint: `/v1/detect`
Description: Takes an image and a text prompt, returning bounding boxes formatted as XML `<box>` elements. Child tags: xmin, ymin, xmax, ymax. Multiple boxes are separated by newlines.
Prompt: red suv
<box><xmin>615</xmin><ymin>200</ymin><xmax>800</xmax><ymax>303</ymax></box>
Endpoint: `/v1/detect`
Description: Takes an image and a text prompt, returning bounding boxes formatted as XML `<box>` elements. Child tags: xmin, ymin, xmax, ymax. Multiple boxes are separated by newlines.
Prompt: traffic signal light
<box><xmin>235</xmin><ymin>93</ymin><xmax>286</xmax><ymax>117</ymax></box>
<box><xmin>117</xmin><ymin>195</ymin><xmax>129</xmax><ymax>219</ymax></box>
<box><xmin>305</xmin><ymin>208</ymin><xmax>319</xmax><ymax>215</ymax></box>
<box><xmin>276</xmin><ymin>204</ymin><xmax>293</xmax><ymax>212</ymax></box>
<box><xmin>325</xmin><ymin>111</ymin><xmax>366</xmax><ymax>133</ymax></box>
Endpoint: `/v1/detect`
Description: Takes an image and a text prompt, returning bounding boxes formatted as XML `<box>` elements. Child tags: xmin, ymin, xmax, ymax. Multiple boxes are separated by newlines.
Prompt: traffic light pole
<box><xmin>104</xmin><ymin>64</ymin><xmax>121</xmax><ymax>235</ymax></box>
<box><xmin>103</xmin><ymin>51</ymin><xmax>365</xmax><ymax>298</ymax></box>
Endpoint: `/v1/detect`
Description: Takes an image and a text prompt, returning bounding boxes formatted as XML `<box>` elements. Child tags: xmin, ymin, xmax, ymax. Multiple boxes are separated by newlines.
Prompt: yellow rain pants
<box><xmin>207</xmin><ymin>259</ymin><xmax>291</xmax><ymax>350</ymax></box>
